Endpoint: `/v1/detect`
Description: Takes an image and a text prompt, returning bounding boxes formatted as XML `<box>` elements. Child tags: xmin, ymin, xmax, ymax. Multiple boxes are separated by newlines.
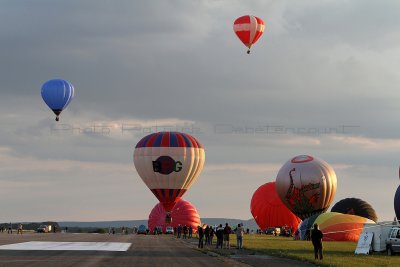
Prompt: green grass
<box><xmin>210</xmin><ymin>235</ymin><xmax>400</xmax><ymax>267</ymax></box>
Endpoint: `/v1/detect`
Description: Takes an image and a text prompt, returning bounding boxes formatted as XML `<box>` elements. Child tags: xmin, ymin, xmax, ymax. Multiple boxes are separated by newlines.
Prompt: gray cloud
<box><xmin>1</xmin><ymin>0</ymin><xmax>400</xmax><ymax>221</ymax></box>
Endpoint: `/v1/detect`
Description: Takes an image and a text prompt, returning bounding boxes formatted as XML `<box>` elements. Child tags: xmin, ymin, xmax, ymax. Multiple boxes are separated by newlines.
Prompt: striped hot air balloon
<box><xmin>298</xmin><ymin>212</ymin><xmax>375</xmax><ymax>242</ymax></box>
<box><xmin>233</xmin><ymin>15</ymin><xmax>265</xmax><ymax>54</ymax></box>
<box><xmin>133</xmin><ymin>132</ymin><xmax>205</xmax><ymax>222</ymax></box>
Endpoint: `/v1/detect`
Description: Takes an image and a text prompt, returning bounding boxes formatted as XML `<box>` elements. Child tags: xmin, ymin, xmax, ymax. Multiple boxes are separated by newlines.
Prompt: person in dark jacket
<box><xmin>183</xmin><ymin>225</ymin><xmax>188</xmax><ymax>239</ymax></box>
<box><xmin>209</xmin><ymin>226</ymin><xmax>215</xmax><ymax>245</ymax></box>
<box><xmin>188</xmin><ymin>225</ymin><xmax>193</xmax><ymax>238</ymax></box>
<box><xmin>223</xmin><ymin>223</ymin><xmax>232</xmax><ymax>249</ymax></box>
<box><xmin>177</xmin><ymin>225</ymin><xmax>182</xmax><ymax>238</ymax></box>
<box><xmin>204</xmin><ymin>226</ymin><xmax>210</xmax><ymax>245</ymax></box>
<box><xmin>215</xmin><ymin>224</ymin><xmax>224</xmax><ymax>249</ymax></box>
<box><xmin>197</xmin><ymin>225</ymin><xmax>204</xmax><ymax>248</ymax></box>
<box><xmin>311</xmin><ymin>223</ymin><xmax>323</xmax><ymax>260</ymax></box>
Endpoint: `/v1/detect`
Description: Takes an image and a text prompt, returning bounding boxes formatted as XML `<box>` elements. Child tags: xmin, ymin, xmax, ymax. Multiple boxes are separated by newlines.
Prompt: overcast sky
<box><xmin>1</xmin><ymin>0</ymin><xmax>400</xmax><ymax>223</ymax></box>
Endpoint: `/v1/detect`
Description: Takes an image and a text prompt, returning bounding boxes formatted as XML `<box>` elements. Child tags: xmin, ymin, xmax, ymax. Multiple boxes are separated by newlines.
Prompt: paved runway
<box><xmin>0</xmin><ymin>233</ymin><xmax>240</xmax><ymax>267</ymax></box>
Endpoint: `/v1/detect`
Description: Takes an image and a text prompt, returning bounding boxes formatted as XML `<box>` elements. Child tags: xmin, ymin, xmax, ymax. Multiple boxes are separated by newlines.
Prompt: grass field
<box><xmin>209</xmin><ymin>234</ymin><xmax>400</xmax><ymax>267</ymax></box>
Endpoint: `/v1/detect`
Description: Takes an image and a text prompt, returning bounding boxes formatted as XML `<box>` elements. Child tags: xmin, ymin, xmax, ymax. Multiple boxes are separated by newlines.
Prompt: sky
<box><xmin>1</xmin><ymin>0</ymin><xmax>400</xmax><ymax>223</ymax></box>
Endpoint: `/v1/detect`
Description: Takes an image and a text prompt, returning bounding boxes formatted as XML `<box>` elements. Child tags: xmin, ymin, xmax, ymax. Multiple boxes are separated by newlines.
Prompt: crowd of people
<box><xmin>193</xmin><ymin>223</ymin><xmax>245</xmax><ymax>249</ymax></box>
<box><xmin>174</xmin><ymin>224</ymin><xmax>192</xmax><ymax>238</ymax></box>
<box><xmin>170</xmin><ymin>223</ymin><xmax>246</xmax><ymax>249</ymax></box>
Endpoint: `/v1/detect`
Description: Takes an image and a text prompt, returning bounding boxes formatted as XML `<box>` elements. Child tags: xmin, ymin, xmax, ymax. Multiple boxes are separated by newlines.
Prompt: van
<box><xmin>386</xmin><ymin>226</ymin><xmax>400</xmax><ymax>255</ymax></box>
<box><xmin>37</xmin><ymin>225</ymin><xmax>52</xmax><ymax>233</ymax></box>
<box><xmin>166</xmin><ymin>226</ymin><xmax>174</xmax><ymax>234</ymax></box>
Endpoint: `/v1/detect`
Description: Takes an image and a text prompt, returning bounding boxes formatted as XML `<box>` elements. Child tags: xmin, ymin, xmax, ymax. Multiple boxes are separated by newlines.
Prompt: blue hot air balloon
<box><xmin>41</xmin><ymin>79</ymin><xmax>75</xmax><ymax>121</ymax></box>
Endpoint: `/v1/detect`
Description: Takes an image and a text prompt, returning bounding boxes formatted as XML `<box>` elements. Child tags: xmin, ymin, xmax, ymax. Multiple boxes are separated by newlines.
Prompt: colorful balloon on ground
<box><xmin>250</xmin><ymin>182</ymin><xmax>301</xmax><ymax>231</ymax></box>
<box><xmin>394</xmin><ymin>185</ymin><xmax>400</xmax><ymax>220</ymax></box>
<box><xmin>133</xmin><ymin>132</ymin><xmax>205</xmax><ymax>221</ymax></box>
<box><xmin>276</xmin><ymin>155</ymin><xmax>337</xmax><ymax>220</ymax></box>
<box><xmin>233</xmin><ymin>15</ymin><xmax>265</xmax><ymax>54</ymax></box>
<box><xmin>331</xmin><ymin>197</ymin><xmax>378</xmax><ymax>223</ymax></box>
<box><xmin>41</xmin><ymin>79</ymin><xmax>74</xmax><ymax>121</ymax></box>
<box><xmin>297</xmin><ymin>212</ymin><xmax>375</xmax><ymax>242</ymax></box>
<box><xmin>148</xmin><ymin>198</ymin><xmax>201</xmax><ymax>234</ymax></box>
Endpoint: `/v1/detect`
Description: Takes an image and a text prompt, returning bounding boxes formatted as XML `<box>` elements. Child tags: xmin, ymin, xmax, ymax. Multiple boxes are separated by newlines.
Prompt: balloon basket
<box><xmin>165</xmin><ymin>214</ymin><xmax>172</xmax><ymax>223</ymax></box>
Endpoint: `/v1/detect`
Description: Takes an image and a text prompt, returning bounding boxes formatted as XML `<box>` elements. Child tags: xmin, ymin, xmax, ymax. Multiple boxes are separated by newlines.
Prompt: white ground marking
<box><xmin>0</xmin><ymin>241</ymin><xmax>131</xmax><ymax>251</ymax></box>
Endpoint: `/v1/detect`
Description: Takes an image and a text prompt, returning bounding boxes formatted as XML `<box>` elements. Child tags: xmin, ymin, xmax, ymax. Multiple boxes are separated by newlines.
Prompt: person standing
<box><xmin>209</xmin><ymin>226</ymin><xmax>215</xmax><ymax>245</ymax></box>
<box><xmin>183</xmin><ymin>225</ymin><xmax>188</xmax><ymax>239</ymax></box>
<box><xmin>197</xmin><ymin>225</ymin><xmax>204</xmax><ymax>248</ymax></box>
<box><xmin>177</xmin><ymin>224</ymin><xmax>182</xmax><ymax>238</ymax></box>
<box><xmin>223</xmin><ymin>223</ymin><xmax>232</xmax><ymax>249</ymax></box>
<box><xmin>17</xmin><ymin>224</ymin><xmax>23</xmax><ymax>235</ymax></box>
<box><xmin>188</xmin><ymin>225</ymin><xmax>193</xmax><ymax>238</ymax></box>
<box><xmin>204</xmin><ymin>225</ymin><xmax>210</xmax><ymax>245</ymax></box>
<box><xmin>311</xmin><ymin>223</ymin><xmax>323</xmax><ymax>260</ymax></box>
<box><xmin>215</xmin><ymin>224</ymin><xmax>224</xmax><ymax>249</ymax></box>
<box><xmin>7</xmin><ymin>222</ymin><xmax>12</xmax><ymax>234</ymax></box>
<box><xmin>235</xmin><ymin>223</ymin><xmax>245</xmax><ymax>249</ymax></box>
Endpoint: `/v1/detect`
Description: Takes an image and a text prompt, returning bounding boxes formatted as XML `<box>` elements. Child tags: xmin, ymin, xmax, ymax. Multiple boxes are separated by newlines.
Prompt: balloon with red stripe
<box><xmin>297</xmin><ymin>212</ymin><xmax>375</xmax><ymax>242</ymax></box>
<box><xmin>133</xmin><ymin>132</ymin><xmax>205</xmax><ymax>221</ymax></box>
<box><xmin>233</xmin><ymin>15</ymin><xmax>265</xmax><ymax>54</ymax></box>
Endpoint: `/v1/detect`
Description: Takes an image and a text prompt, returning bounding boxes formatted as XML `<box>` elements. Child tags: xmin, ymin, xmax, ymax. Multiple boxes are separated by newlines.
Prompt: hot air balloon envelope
<box><xmin>233</xmin><ymin>15</ymin><xmax>265</xmax><ymax>53</ymax></box>
<box><xmin>134</xmin><ymin>132</ymin><xmax>205</xmax><ymax>220</ymax></box>
<box><xmin>394</xmin><ymin>185</ymin><xmax>400</xmax><ymax>220</ymax></box>
<box><xmin>148</xmin><ymin>199</ymin><xmax>201</xmax><ymax>234</ymax></box>
<box><xmin>332</xmin><ymin>197</ymin><xmax>378</xmax><ymax>223</ymax></box>
<box><xmin>276</xmin><ymin>155</ymin><xmax>337</xmax><ymax>220</ymax></box>
<box><xmin>251</xmin><ymin>182</ymin><xmax>301</xmax><ymax>231</ymax></box>
<box><xmin>41</xmin><ymin>79</ymin><xmax>74</xmax><ymax>121</ymax></box>
<box><xmin>298</xmin><ymin>212</ymin><xmax>375</xmax><ymax>242</ymax></box>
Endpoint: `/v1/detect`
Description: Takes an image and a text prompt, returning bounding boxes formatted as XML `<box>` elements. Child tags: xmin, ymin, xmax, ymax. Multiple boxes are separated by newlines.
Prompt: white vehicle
<box><xmin>37</xmin><ymin>225</ymin><xmax>52</xmax><ymax>233</ymax></box>
<box><xmin>386</xmin><ymin>226</ymin><xmax>400</xmax><ymax>256</ymax></box>
<box><xmin>166</xmin><ymin>226</ymin><xmax>174</xmax><ymax>234</ymax></box>
<box><xmin>357</xmin><ymin>222</ymin><xmax>395</xmax><ymax>252</ymax></box>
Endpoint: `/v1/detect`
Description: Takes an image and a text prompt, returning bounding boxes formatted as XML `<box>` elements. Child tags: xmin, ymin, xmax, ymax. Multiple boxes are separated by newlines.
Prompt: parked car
<box><xmin>37</xmin><ymin>225</ymin><xmax>52</xmax><ymax>233</ymax></box>
<box><xmin>386</xmin><ymin>226</ymin><xmax>400</xmax><ymax>255</ymax></box>
<box><xmin>166</xmin><ymin>226</ymin><xmax>174</xmax><ymax>234</ymax></box>
<box><xmin>137</xmin><ymin>224</ymin><xmax>147</xmax><ymax>235</ymax></box>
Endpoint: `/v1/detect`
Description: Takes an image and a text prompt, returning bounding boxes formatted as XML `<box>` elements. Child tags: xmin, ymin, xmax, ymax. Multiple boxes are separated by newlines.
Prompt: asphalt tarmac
<box><xmin>0</xmin><ymin>233</ymin><xmax>315</xmax><ymax>267</ymax></box>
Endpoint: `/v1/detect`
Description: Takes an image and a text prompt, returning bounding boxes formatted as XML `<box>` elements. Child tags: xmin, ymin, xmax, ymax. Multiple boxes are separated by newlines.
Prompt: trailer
<box><xmin>358</xmin><ymin>221</ymin><xmax>397</xmax><ymax>252</ymax></box>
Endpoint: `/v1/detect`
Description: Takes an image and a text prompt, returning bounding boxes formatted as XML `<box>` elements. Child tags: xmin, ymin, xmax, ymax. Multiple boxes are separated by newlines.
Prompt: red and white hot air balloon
<box><xmin>233</xmin><ymin>15</ymin><xmax>265</xmax><ymax>54</ymax></box>
<box><xmin>133</xmin><ymin>132</ymin><xmax>205</xmax><ymax>223</ymax></box>
<box><xmin>148</xmin><ymin>199</ymin><xmax>201</xmax><ymax>234</ymax></box>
